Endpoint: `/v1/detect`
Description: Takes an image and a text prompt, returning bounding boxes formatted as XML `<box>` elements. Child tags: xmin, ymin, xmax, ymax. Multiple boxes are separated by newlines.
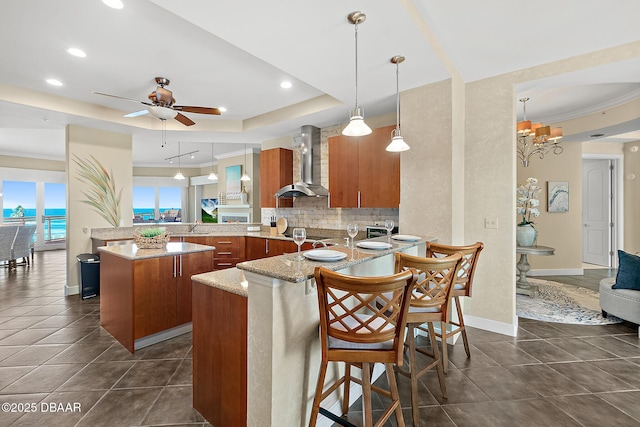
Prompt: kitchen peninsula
<box><xmin>98</xmin><ymin>241</ymin><xmax>215</xmax><ymax>353</ymax></box>
<box><xmin>191</xmin><ymin>236</ymin><xmax>431</xmax><ymax>427</ymax></box>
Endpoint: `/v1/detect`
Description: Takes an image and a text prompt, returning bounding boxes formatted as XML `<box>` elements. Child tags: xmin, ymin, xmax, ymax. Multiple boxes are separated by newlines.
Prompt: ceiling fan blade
<box><xmin>93</xmin><ymin>92</ymin><xmax>153</xmax><ymax>106</ymax></box>
<box><xmin>174</xmin><ymin>113</ymin><xmax>195</xmax><ymax>126</ymax></box>
<box><xmin>124</xmin><ymin>110</ymin><xmax>149</xmax><ymax>118</ymax></box>
<box><xmin>173</xmin><ymin>105</ymin><xmax>221</xmax><ymax>115</ymax></box>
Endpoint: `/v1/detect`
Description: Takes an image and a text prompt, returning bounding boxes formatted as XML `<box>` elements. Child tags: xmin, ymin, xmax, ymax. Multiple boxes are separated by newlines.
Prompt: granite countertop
<box><xmin>92</xmin><ymin>226</ymin><xmax>352</xmax><ymax>244</ymax></box>
<box><xmin>97</xmin><ymin>241</ymin><xmax>215</xmax><ymax>260</ymax></box>
<box><xmin>236</xmin><ymin>236</ymin><xmax>429</xmax><ymax>282</ymax></box>
<box><xmin>191</xmin><ymin>235</ymin><xmax>432</xmax><ymax>297</ymax></box>
<box><xmin>192</xmin><ymin>267</ymin><xmax>249</xmax><ymax>297</ymax></box>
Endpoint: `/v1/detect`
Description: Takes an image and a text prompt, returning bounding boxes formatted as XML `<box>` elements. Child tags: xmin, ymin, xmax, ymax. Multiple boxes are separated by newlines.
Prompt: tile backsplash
<box><xmin>261</xmin><ymin>196</ymin><xmax>399</xmax><ymax>231</ymax></box>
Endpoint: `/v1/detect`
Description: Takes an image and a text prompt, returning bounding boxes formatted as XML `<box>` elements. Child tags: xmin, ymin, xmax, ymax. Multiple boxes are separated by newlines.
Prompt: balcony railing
<box><xmin>3</xmin><ymin>215</ymin><xmax>66</xmax><ymax>242</ymax></box>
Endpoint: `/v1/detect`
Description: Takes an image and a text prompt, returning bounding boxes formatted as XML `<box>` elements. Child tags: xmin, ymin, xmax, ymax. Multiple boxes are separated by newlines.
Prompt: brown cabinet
<box><xmin>260</xmin><ymin>147</ymin><xmax>294</xmax><ymax>208</ymax></box>
<box><xmin>246</xmin><ymin>237</ymin><xmax>314</xmax><ymax>260</ymax></box>
<box><xmin>100</xmin><ymin>249</ymin><xmax>214</xmax><ymax>353</ymax></box>
<box><xmin>193</xmin><ymin>280</ymin><xmax>247</xmax><ymax>427</ymax></box>
<box><xmin>183</xmin><ymin>235</ymin><xmax>244</xmax><ymax>270</ymax></box>
<box><xmin>328</xmin><ymin>125</ymin><xmax>400</xmax><ymax>208</ymax></box>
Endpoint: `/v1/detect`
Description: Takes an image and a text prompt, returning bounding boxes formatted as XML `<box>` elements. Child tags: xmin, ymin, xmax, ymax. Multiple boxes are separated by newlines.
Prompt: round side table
<box><xmin>516</xmin><ymin>245</ymin><xmax>555</xmax><ymax>298</ymax></box>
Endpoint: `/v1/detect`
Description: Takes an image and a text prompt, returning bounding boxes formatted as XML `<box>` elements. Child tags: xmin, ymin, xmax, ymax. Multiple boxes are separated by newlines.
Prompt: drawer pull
<box><xmin>217</xmin><ymin>252</ymin><xmax>233</xmax><ymax>255</ymax></box>
<box><xmin>217</xmin><ymin>241</ymin><xmax>233</xmax><ymax>244</ymax></box>
<box><xmin>217</xmin><ymin>263</ymin><xmax>233</xmax><ymax>266</ymax></box>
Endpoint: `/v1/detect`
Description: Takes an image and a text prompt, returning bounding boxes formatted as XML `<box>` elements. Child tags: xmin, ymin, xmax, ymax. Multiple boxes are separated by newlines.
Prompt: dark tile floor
<box><xmin>1</xmin><ymin>250</ymin><xmax>639</xmax><ymax>427</ymax></box>
<box><xmin>0</xmin><ymin>250</ymin><xmax>209</xmax><ymax>427</ymax></box>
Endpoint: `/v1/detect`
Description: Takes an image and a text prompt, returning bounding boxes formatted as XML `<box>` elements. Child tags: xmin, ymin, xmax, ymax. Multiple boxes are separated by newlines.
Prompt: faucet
<box><xmin>189</xmin><ymin>220</ymin><xmax>201</xmax><ymax>233</ymax></box>
<box><xmin>312</xmin><ymin>240</ymin><xmax>327</xmax><ymax>249</ymax></box>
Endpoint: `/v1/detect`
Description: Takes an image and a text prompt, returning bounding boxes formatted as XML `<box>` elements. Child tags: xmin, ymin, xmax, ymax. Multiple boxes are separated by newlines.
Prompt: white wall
<box><xmin>65</xmin><ymin>125</ymin><xmax>132</xmax><ymax>295</ymax></box>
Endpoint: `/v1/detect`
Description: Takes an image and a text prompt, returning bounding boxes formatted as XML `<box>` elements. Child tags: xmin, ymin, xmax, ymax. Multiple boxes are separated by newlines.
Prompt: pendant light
<box><xmin>240</xmin><ymin>143</ymin><xmax>251</xmax><ymax>181</ymax></box>
<box><xmin>174</xmin><ymin>141</ymin><xmax>185</xmax><ymax>180</ymax></box>
<box><xmin>386</xmin><ymin>55</ymin><xmax>410</xmax><ymax>152</ymax></box>
<box><xmin>342</xmin><ymin>11</ymin><xmax>372</xmax><ymax>137</ymax></box>
<box><xmin>207</xmin><ymin>142</ymin><xmax>218</xmax><ymax>180</ymax></box>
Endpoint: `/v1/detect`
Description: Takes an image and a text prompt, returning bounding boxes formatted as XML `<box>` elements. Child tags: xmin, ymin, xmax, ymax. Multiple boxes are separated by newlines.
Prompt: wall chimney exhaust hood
<box><xmin>275</xmin><ymin>125</ymin><xmax>328</xmax><ymax>198</ymax></box>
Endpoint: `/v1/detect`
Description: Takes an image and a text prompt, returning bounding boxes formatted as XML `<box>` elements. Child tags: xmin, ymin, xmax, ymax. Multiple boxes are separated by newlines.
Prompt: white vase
<box><xmin>516</xmin><ymin>224</ymin><xmax>537</xmax><ymax>247</ymax></box>
<box><xmin>241</xmin><ymin>192</ymin><xmax>248</xmax><ymax>204</ymax></box>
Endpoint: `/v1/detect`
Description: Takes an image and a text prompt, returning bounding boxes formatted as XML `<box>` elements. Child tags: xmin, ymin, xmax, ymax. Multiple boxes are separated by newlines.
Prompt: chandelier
<box><xmin>517</xmin><ymin>98</ymin><xmax>563</xmax><ymax>167</ymax></box>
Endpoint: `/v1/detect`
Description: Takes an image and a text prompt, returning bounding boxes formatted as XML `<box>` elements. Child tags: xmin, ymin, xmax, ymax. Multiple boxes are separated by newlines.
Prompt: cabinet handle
<box><xmin>265</xmin><ymin>240</ymin><xmax>269</xmax><ymax>254</ymax></box>
<box><xmin>173</xmin><ymin>256</ymin><xmax>177</xmax><ymax>278</ymax></box>
<box><xmin>217</xmin><ymin>262</ymin><xmax>232</xmax><ymax>266</ymax></box>
<box><xmin>327</xmin><ymin>192</ymin><xmax>330</xmax><ymax>208</ymax></box>
<box><xmin>179</xmin><ymin>255</ymin><xmax>183</xmax><ymax>277</ymax></box>
<box><xmin>218</xmin><ymin>251</ymin><xmax>233</xmax><ymax>255</ymax></box>
<box><xmin>217</xmin><ymin>241</ymin><xmax>233</xmax><ymax>244</ymax></box>
<box><xmin>357</xmin><ymin>191</ymin><xmax>361</xmax><ymax>208</ymax></box>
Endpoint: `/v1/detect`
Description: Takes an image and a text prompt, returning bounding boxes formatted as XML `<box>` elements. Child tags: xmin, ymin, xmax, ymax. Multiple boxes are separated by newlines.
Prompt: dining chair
<box><xmin>12</xmin><ymin>225</ymin><xmax>37</xmax><ymax>267</ymax></box>
<box><xmin>309</xmin><ymin>266</ymin><xmax>417</xmax><ymax>427</ymax></box>
<box><xmin>426</xmin><ymin>241</ymin><xmax>484</xmax><ymax>372</ymax></box>
<box><xmin>0</xmin><ymin>226</ymin><xmax>19</xmax><ymax>269</ymax></box>
<box><xmin>393</xmin><ymin>251</ymin><xmax>464</xmax><ymax>426</ymax></box>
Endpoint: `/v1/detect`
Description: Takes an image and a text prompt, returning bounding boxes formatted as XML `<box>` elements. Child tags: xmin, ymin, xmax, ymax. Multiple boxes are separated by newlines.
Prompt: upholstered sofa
<box><xmin>600</xmin><ymin>250</ymin><xmax>640</xmax><ymax>335</ymax></box>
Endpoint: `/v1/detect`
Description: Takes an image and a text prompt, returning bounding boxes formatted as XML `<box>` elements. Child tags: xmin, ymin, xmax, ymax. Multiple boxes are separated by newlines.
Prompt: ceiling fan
<box><xmin>93</xmin><ymin>77</ymin><xmax>221</xmax><ymax>126</ymax></box>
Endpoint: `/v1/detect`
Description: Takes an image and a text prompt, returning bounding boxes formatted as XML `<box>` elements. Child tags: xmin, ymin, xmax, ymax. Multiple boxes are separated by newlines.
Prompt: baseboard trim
<box><xmin>464</xmin><ymin>314</ymin><xmax>518</xmax><ymax>337</ymax></box>
<box><xmin>65</xmin><ymin>284</ymin><xmax>79</xmax><ymax>296</ymax></box>
<box><xmin>528</xmin><ymin>268</ymin><xmax>584</xmax><ymax>276</ymax></box>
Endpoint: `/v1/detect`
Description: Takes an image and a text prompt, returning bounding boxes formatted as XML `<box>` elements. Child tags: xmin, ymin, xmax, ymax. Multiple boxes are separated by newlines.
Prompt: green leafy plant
<box><xmin>138</xmin><ymin>227</ymin><xmax>166</xmax><ymax>238</ymax></box>
<box><xmin>73</xmin><ymin>155</ymin><xmax>122</xmax><ymax>227</ymax></box>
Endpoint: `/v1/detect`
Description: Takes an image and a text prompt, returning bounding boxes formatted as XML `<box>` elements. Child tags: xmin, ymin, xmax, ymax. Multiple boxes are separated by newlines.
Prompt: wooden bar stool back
<box><xmin>426</xmin><ymin>242</ymin><xmax>484</xmax><ymax>372</ymax></box>
<box><xmin>309</xmin><ymin>266</ymin><xmax>417</xmax><ymax>427</ymax></box>
<box><xmin>393</xmin><ymin>251</ymin><xmax>464</xmax><ymax>426</ymax></box>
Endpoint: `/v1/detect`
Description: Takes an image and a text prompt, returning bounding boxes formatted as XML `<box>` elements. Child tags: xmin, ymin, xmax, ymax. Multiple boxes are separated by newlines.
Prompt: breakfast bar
<box><xmin>191</xmin><ymin>235</ymin><xmax>431</xmax><ymax>427</ymax></box>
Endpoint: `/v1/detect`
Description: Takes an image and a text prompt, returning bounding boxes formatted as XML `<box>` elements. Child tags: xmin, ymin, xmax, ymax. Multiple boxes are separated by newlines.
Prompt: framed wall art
<box><xmin>548</xmin><ymin>181</ymin><xmax>569</xmax><ymax>212</ymax></box>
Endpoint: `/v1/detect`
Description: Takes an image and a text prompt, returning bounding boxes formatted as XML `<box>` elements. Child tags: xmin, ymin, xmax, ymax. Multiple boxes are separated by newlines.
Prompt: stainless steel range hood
<box><xmin>275</xmin><ymin>125</ymin><xmax>328</xmax><ymax>198</ymax></box>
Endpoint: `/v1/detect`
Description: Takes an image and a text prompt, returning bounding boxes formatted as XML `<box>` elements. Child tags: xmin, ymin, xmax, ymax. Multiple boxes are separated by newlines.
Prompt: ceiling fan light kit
<box><xmin>342</xmin><ymin>11</ymin><xmax>372</xmax><ymax>137</ymax></box>
<box><xmin>516</xmin><ymin>98</ymin><xmax>563</xmax><ymax>167</ymax></box>
<box><xmin>93</xmin><ymin>76</ymin><xmax>221</xmax><ymax>127</ymax></box>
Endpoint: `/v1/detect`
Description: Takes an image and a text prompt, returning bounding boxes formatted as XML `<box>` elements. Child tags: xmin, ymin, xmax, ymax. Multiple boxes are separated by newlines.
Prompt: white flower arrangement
<box><xmin>517</xmin><ymin>177</ymin><xmax>542</xmax><ymax>226</ymax></box>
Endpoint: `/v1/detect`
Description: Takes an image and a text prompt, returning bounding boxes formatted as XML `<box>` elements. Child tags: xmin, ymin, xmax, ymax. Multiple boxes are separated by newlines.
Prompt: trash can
<box><xmin>77</xmin><ymin>253</ymin><xmax>100</xmax><ymax>299</ymax></box>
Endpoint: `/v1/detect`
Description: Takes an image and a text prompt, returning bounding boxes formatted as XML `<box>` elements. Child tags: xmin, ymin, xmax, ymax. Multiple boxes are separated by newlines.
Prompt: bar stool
<box><xmin>393</xmin><ymin>251</ymin><xmax>464</xmax><ymax>426</ymax></box>
<box><xmin>427</xmin><ymin>242</ymin><xmax>484</xmax><ymax>372</ymax></box>
<box><xmin>309</xmin><ymin>266</ymin><xmax>417</xmax><ymax>427</ymax></box>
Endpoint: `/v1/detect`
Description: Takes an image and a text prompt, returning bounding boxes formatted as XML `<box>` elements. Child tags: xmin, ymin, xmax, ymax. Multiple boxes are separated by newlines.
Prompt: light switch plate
<box><xmin>485</xmin><ymin>218</ymin><xmax>498</xmax><ymax>229</ymax></box>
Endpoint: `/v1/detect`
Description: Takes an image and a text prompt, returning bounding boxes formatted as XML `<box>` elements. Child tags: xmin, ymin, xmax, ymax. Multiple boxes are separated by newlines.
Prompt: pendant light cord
<box><xmin>395</xmin><ymin>61</ymin><xmax>400</xmax><ymax>133</ymax></box>
<box><xmin>354</xmin><ymin>22</ymin><xmax>359</xmax><ymax>109</ymax></box>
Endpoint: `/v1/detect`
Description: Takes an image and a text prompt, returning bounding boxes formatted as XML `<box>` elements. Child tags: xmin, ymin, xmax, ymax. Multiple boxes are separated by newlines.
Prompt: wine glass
<box><xmin>384</xmin><ymin>220</ymin><xmax>394</xmax><ymax>241</ymax></box>
<box><xmin>347</xmin><ymin>223</ymin><xmax>358</xmax><ymax>248</ymax></box>
<box><xmin>292</xmin><ymin>228</ymin><xmax>306</xmax><ymax>260</ymax></box>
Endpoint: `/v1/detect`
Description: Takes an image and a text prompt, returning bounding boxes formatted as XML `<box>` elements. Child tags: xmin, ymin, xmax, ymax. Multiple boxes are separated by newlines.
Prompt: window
<box><xmin>2</xmin><ymin>181</ymin><xmax>36</xmax><ymax>225</ymax></box>
<box><xmin>44</xmin><ymin>183</ymin><xmax>66</xmax><ymax>241</ymax></box>
<box><xmin>133</xmin><ymin>184</ymin><xmax>184</xmax><ymax>223</ymax></box>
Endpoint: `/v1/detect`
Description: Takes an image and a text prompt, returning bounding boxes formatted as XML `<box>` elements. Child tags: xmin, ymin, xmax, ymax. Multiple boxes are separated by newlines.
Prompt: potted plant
<box><xmin>516</xmin><ymin>177</ymin><xmax>541</xmax><ymax>246</ymax></box>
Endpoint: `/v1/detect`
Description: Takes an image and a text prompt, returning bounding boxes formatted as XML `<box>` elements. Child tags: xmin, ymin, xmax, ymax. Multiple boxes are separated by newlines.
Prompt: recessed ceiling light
<box><xmin>67</xmin><ymin>47</ymin><xmax>86</xmax><ymax>58</ymax></box>
<box><xmin>218</xmin><ymin>107</ymin><xmax>227</xmax><ymax>113</ymax></box>
<box><xmin>46</xmin><ymin>79</ymin><xmax>63</xmax><ymax>86</ymax></box>
<box><xmin>102</xmin><ymin>0</ymin><xmax>124</xmax><ymax>9</ymax></box>
<box><xmin>280</xmin><ymin>81</ymin><xmax>292</xmax><ymax>89</ymax></box>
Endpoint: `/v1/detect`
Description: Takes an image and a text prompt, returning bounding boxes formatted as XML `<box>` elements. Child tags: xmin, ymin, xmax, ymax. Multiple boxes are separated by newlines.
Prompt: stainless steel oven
<box><xmin>366</xmin><ymin>225</ymin><xmax>398</xmax><ymax>239</ymax></box>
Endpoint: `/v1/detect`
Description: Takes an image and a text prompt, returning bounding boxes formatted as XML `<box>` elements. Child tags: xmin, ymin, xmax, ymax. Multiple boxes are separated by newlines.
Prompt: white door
<box><xmin>582</xmin><ymin>159</ymin><xmax>611</xmax><ymax>266</ymax></box>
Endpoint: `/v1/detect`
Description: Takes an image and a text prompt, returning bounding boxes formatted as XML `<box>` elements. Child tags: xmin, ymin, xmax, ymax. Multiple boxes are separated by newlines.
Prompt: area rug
<box><xmin>516</xmin><ymin>278</ymin><xmax>622</xmax><ymax>325</ymax></box>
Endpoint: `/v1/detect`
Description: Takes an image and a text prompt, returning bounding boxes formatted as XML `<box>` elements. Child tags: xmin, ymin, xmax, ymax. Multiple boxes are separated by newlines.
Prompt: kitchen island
<box><xmin>98</xmin><ymin>241</ymin><xmax>215</xmax><ymax>353</ymax></box>
<box><xmin>191</xmin><ymin>236</ymin><xmax>431</xmax><ymax>427</ymax></box>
